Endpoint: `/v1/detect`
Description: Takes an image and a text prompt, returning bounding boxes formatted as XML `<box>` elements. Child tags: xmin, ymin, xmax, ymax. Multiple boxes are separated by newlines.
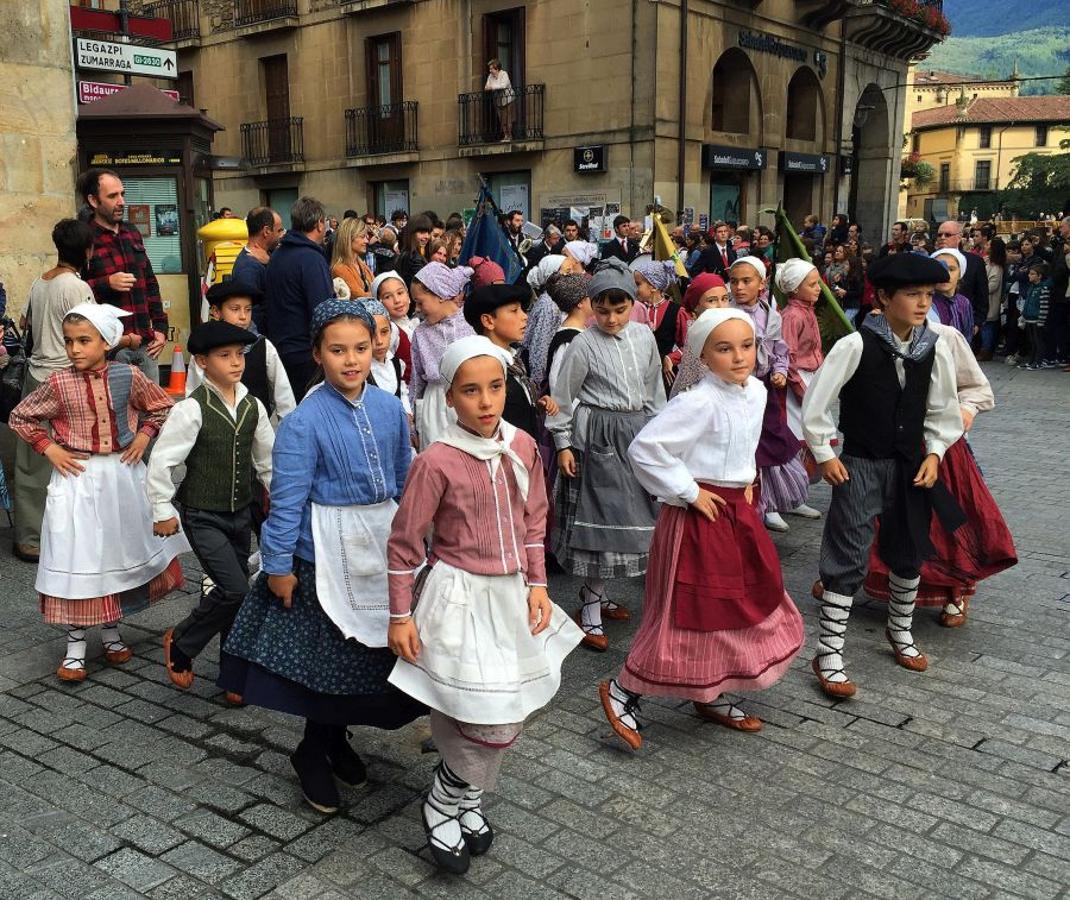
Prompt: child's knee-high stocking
<box><xmin>886</xmin><ymin>572</ymin><xmax>928</xmax><ymax>671</ymax></box>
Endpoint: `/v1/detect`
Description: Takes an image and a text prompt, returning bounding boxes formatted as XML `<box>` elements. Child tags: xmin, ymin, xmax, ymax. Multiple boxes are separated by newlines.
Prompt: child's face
<box><xmin>1021</xmin><ymin>240</ymin><xmax>1034</xmax><ymax>257</ymax></box>
<box><xmin>378</xmin><ymin>278</ymin><xmax>410</xmax><ymax>320</ymax></box>
<box><xmin>794</xmin><ymin>270</ymin><xmax>823</xmax><ymax>305</ymax></box>
<box><xmin>880</xmin><ymin>285</ymin><xmax>934</xmax><ymax>335</ymax></box>
<box><xmin>935</xmin><ymin>255</ymin><xmax>961</xmax><ymax>295</ymax></box>
<box><xmin>213</xmin><ymin>297</ymin><xmax>254</xmax><ymax>331</ymax></box>
<box><xmin>430</xmin><ymin>246</ymin><xmax>448</xmax><ymax>264</ymax></box>
<box><xmin>411</xmin><ymin>281</ymin><xmax>446</xmax><ymax>321</ymax></box>
<box><xmin>372</xmin><ymin>315</ymin><xmax>392</xmax><ymax>362</ymax></box>
<box><xmin>728</xmin><ymin>264</ymin><xmax>765</xmax><ymax>306</ymax></box>
<box><xmin>446</xmin><ymin>355</ymin><xmax>506</xmax><ymax>438</ymax></box>
<box><xmin>483</xmin><ymin>302</ymin><xmax>527</xmax><ymax>345</ymax></box>
<box><xmin>591</xmin><ymin>297</ymin><xmax>633</xmax><ymax>335</ymax></box>
<box><xmin>313</xmin><ymin>319</ymin><xmax>373</xmax><ymax>400</ymax></box>
<box><xmin>1028</xmin><ymin>268</ymin><xmax>1041</xmax><ymax>284</ymax></box>
<box><xmin>700</xmin><ymin>319</ymin><xmax>756</xmax><ymax>385</ymax></box>
<box><xmin>198</xmin><ymin>344</ymin><xmax>246</xmax><ymax>387</ymax></box>
<box><xmin>634</xmin><ymin>273</ymin><xmax>659</xmax><ymax>305</ymax></box>
<box><xmin>696</xmin><ymin>287</ymin><xmax>729</xmax><ymax>312</ymax></box>
<box><xmin>63</xmin><ymin>320</ymin><xmax>109</xmax><ymax>371</ymax></box>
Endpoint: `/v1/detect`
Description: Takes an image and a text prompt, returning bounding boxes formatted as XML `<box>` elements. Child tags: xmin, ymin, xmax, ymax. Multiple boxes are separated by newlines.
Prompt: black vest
<box><xmin>838</xmin><ymin>329</ymin><xmax>934</xmax><ymax>462</ymax></box>
<box><xmin>241</xmin><ymin>337</ymin><xmax>272</xmax><ymax>414</ymax></box>
<box><xmin>544</xmin><ymin>328</ymin><xmax>580</xmax><ymax>391</ymax></box>
<box><xmin>651</xmin><ymin>301</ymin><xmax>683</xmax><ymax>358</ymax></box>
<box><xmin>368</xmin><ymin>357</ymin><xmax>404</xmax><ymax>399</ymax></box>
<box><xmin>504</xmin><ymin>370</ymin><xmax>539</xmax><ymax>439</ymax></box>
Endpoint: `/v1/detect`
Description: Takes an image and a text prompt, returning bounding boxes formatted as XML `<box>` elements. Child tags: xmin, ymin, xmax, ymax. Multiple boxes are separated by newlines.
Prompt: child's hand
<box><xmin>154</xmin><ymin>517</ymin><xmax>180</xmax><ymax>537</ymax></box>
<box><xmin>770</xmin><ymin>372</ymin><xmax>787</xmax><ymax>389</ymax></box>
<box><xmin>268</xmin><ymin>573</ymin><xmax>298</xmax><ymax>608</ymax></box>
<box><xmin>528</xmin><ymin>586</ymin><xmax>552</xmax><ymax>636</ymax></box>
<box><xmin>913</xmin><ymin>453</ymin><xmax>940</xmax><ymax>489</ymax></box>
<box><xmin>121</xmin><ymin>433</ymin><xmax>150</xmax><ymax>465</ymax></box>
<box><xmin>960</xmin><ymin>407</ymin><xmax>975</xmax><ymax>432</ymax></box>
<box><xmin>538</xmin><ymin>395</ymin><xmax>560</xmax><ymax>417</ymax></box>
<box><xmin>43</xmin><ymin>444</ymin><xmax>86</xmax><ymax>477</ymax></box>
<box><xmin>557</xmin><ymin>448</ymin><xmax>578</xmax><ymax>478</ymax></box>
<box><xmin>820</xmin><ymin>457</ymin><xmax>850</xmax><ymax>485</ymax></box>
<box><xmin>388</xmin><ymin>618</ymin><xmax>421</xmax><ymax>662</ymax></box>
<box><xmin>690</xmin><ymin>488</ymin><xmax>726</xmax><ymax>523</ymax></box>
<box><xmin>661</xmin><ymin>356</ymin><xmax>676</xmax><ymax>385</ymax></box>
<box><xmin>744</xmin><ymin>483</ymin><xmax>754</xmax><ymax>506</ymax></box>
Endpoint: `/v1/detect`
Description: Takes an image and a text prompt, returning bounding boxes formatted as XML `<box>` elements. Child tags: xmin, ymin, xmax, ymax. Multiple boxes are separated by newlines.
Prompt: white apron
<box><xmin>388</xmin><ymin>560</ymin><xmax>584</xmax><ymax>725</ymax></box>
<box><xmin>36</xmin><ymin>454</ymin><xmax>190</xmax><ymax>599</ymax></box>
<box><xmin>310</xmin><ymin>499</ymin><xmax>396</xmax><ymax>647</ymax></box>
<box><xmin>414</xmin><ymin>381</ymin><xmax>455</xmax><ymax>451</ymax></box>
<box><xmin>785</xmin><ymin>368</ymin><xmax>815</xmax><ymax>440</ymax></box>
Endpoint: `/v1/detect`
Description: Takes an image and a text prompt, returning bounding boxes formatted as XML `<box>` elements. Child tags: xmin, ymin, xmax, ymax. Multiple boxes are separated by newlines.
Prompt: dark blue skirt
<box><xmin>219</xmin><ymin>557</ymin><xmax>426</xmax><ymax>728</ymax></box>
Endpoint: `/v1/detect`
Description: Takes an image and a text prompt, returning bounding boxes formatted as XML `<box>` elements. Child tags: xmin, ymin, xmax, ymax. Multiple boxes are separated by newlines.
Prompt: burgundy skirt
<box><xmin>620</xmin><ymin>485</ymin><xmax>803</xmax><ymax>702</ymax></box>
<box><xmin>864</xmin><ymin>439</ymin><xmax>1017</xmax><ymax>606</ymax></box>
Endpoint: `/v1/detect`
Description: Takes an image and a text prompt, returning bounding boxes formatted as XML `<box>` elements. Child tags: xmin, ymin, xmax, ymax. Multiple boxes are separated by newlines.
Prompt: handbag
<box><xmin>0</xmin><ymin>317</ymin><xmax>28</xmax><ymax>424</ymax></box>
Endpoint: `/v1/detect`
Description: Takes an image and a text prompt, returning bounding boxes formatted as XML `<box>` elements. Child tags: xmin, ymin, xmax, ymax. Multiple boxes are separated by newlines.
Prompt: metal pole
<box><xmin>676</xmin><ymin>0</ymin><xmax>688</xmax><ymax>217</ymax></box>
<box><xmin>119</xmin><ymin>0</ymin><xmax>132</xmax><ymax>86</ymax></box>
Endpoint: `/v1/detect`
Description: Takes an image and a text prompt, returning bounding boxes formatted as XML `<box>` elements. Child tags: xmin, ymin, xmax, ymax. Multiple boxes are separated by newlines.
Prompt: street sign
<box><xmin>75</xmin><ymin>38</ymin><xmax>178</xmax><ymax>80</ymax></box>
<box><xmin>79</xmin><ymin>81</ymin><xmax>180</xmax><ymax>104</ymax></box>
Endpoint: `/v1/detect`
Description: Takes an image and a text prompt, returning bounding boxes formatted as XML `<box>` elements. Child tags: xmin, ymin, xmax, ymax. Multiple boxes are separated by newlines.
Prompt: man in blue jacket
<box><xmin>264</xmin><ymin>196</ymin><xmax>332</xmax><ymax>400</ymax></box>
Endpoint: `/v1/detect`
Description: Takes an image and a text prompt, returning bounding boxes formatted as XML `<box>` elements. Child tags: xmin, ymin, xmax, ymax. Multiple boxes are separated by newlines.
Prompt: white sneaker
<box><xmin>764</xmin><ymin>512</ymin><xmax>789</xmax><ymax>532</ymax></box>
<box><xmin>788</xmin><ymin>503</ymin><xmax>822</xmax><ymax>519</ymax></box>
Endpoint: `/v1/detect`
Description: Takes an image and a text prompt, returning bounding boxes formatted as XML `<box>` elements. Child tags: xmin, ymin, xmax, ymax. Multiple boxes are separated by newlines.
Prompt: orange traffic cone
<box><xmin>166</xmin><ymin>345</ymin><xmax>186</xmax><ymax>396</ymax></box>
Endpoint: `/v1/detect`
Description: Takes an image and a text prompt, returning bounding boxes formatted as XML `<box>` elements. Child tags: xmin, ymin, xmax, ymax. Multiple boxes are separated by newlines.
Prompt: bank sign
<box><xmin>75</xmin><ymin>38</ymin><xmax>177</xmax><ymax>80</ymax></box>
<box><xmin>780</xmin><ymin>152</ymin><xmax>830</xmax><ymax>174</ymax></box>
<box><xmin>702</xmin><ymin>144</ymin><xmax>766</xmax><ymax>171</ymax></box>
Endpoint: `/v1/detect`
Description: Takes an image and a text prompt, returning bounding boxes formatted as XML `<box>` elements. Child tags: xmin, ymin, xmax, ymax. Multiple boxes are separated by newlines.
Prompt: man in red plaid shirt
<box><xmin>79</xmin><ymin>168</ymin><xmax>169</xmax><ymax>383</ymax></box>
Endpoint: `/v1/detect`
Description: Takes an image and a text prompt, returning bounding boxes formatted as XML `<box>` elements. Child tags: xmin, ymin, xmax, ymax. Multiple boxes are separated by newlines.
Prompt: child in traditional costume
<box><xmin>600</xmin><ymin>308</ymin><xmax>804</xmax><ymax>749</ymax></box>
<box><xmin>363</xmin><ymin>298</ymin><xmax>413</xmax><ymax>418</ymax></box>
<box><xmin>219</xmin><ymin>300</ymin><xmax>425</xmax><ymax>814</ymax></box>
<box><xmin>803</xmin><ymin>253</ymin><xmax>964</xmax><ymax>698</ymax></box>
<box><xmin>631</xmin><ymin>259</ymin><xmax>689</xmax><ymax>394</ymax></box>
<box><xmin>544</xmin><ymin>272</ymin><xmax>593</xmax><ymax>394</ymax></box>
<box><xmin>371</xmin><ymin>270</ymin><xmax>414</xmax><ymax>374</ymax></box>
<box><xmin>9</xmin><ymin>304</ymin><xmax>187</xmax><ymax>681</ymax></box>
<box><xmin>547</xmin><ymin>258</ymin><xmax>665</xmax><ymax>649</ymax></box>
<box><xmin>408</xmin><ymin>262</ymin><xmax>475</xmax><ymax>450</ymax></box>
<box><xmin>863</xmin><ymin>321</ymin><xmax>1016</xmax><ymax>626</ymax></box>
<box><xmin>149</xmin><ymin>321</ymin><xmax>275</xmax><ymax>694</ymax></box>
<box><xmin>928</xmin><ymin>248</ymin><xmax>975</xmax><ymax>339</ymax></box>
<box><xmin>387</xmin><ymin>335</ymin><xmax>583</xmax><ymax>874</ymax></box>
<box><xmin>728</xmin><ymin>256</ymin><xmax>816</xmax><ymax>531</ymax></box>
<box><xmin>668</xmin><ymin>273</ymin><xmax>731</xmax><ymax>397</ymax></box>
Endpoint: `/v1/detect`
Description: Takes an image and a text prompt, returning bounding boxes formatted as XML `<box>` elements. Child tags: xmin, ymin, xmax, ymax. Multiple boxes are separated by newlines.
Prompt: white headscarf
<box><xmin>332</xmin><ymin>277</ymin><xmax>352</xmax><ymax>300</ymax></box>
<box><xmin>65</xmin><ymin>302</ymin><xmax>130</xmax><ymax>350</ymax></box>
<box><xmin>931</xmin><ymin>247</ymin><xmax>966</xmax><ymax>279</ymax></box>
<box><xmin>685</xmin><ymin>307</ymin><xmax>755</xmax><ymax>359</ymax></box>
<box><xmin>773</xmin><ymin>258</ymin><xmax>817</xmax><ymax>295</ymax></box>
<box><xmin>563</xmin><ymin>241</ymin><xmax>597</xmax><ymax>267</ymax></box>
<box><xmin>436</xmin><ymin>335</ymin><xmax>528</xmax><ymax>500</ymax></box>
<box><xmin>526</xmin><ymin>254</ymin><xmax>567</xmax><ymax>293</ymax></box>
<box><xmin>726</xmin><ymin>256</ymin><xmax>766</xmax><ymax>279</ymax></box>
<box><xmin>370</xmin><ymin>270</ymin><xmax>406</xmax><ymax>300</ymax></box>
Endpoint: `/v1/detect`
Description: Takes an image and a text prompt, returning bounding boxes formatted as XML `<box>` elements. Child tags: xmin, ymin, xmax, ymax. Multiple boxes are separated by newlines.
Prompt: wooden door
<box><xmin>481</xmin><ymin>9</ymin><xmax>525</xmax><ymax>141</ymax></box>
<box><xmin>366</xmin><ymin>34</ymin><xmax>403</xmax><ymax>152</ymax></box>
<box><xmin>263</xmin><ymin>55</ymin><xmax>291</xmax><ymax>162</ymax></box>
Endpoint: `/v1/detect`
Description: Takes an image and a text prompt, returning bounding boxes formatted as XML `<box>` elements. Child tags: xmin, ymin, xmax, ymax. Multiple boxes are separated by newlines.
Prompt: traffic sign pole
<box><xmin>119</xmin><ymin>0</ymin><xmax>131</xmax><ymax>85</ymax></box>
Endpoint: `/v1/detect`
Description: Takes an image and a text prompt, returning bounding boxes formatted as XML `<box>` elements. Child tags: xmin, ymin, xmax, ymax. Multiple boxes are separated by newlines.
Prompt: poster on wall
<box><xmin>499</xmin><ymin>184</ymin><xmax>529</xmax><ymax>221</ymax></box>
<box><xmin>155</xmin><ymin>204</ymin><xmax>178</xmax><ymax>236</ymax></box>
<box><xmin>385</xmin><ymin>190</ymin><xmax>409</xmax><ymax>217</ymax></box>
<box><xmin>127</xmin><ymin>204</ymin><xmax>151</xmax><ymax>236</ymax></box>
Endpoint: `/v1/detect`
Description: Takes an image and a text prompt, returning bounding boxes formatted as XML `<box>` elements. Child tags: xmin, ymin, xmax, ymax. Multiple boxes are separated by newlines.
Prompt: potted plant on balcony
<box><xmin>900</xmin><ymin>153</ymin><xmax>935</xmax><ymax>189</ymax></box>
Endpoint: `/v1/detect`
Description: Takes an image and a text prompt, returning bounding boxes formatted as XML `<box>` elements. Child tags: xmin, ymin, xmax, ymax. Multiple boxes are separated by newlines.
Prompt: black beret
<box><xmin>188</xmin><ymin>321</ymin><xmax>257</xmax><ymax>355</ymax></box>
<box><xmin>464</xmin><ymin>282</ymin><xmax>532</xmax><ymax>331</ymax></box>
<box><xmin>206</xmin><ymin>280</ymin><xmax>264</xmax><ymax>306</ymax></box>
<box><xmin>867</xmin><ymin>253</ymin><xmax>950</xmax><ymax>289</ymax></box>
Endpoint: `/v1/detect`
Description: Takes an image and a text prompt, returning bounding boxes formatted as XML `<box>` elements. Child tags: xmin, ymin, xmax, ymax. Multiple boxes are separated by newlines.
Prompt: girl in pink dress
<box><xmin>600</xmin><ymin>308</ymin><xmax>804</xmax><ymax>749</ymax></box>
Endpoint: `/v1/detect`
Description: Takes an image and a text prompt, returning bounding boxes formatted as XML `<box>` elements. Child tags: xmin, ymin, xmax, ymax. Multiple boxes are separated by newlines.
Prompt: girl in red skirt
<box><xmin>863</xmin><ymin>321</ymin><xmax>1016</xmax><ymax>626</ymax></box>
<box><xmin>600</xmin><ymin>308</ymin><xmax>804</xmax><ymax>749</ymax></box>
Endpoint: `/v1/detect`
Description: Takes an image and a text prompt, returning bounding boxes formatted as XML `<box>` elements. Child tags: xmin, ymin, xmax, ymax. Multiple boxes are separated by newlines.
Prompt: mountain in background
<box><xmin>923</xmin><ymin>0</ymin><xmax>1070</xmax><ymax>95</ymax></box>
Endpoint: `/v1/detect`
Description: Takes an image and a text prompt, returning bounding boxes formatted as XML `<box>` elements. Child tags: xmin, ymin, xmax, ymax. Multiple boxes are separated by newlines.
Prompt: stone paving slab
<box><xmin>0</xmin><ymin>362</ymin><xmax>1067</xmax><ymax>898</ymax></box>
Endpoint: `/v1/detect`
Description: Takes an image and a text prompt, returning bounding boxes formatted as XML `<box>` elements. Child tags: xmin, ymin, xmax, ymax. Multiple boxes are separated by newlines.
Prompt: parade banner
<box><xmin>460</xmin><ymin>182</ymin><xmax>525</xmax><ymax>285</ymax></box>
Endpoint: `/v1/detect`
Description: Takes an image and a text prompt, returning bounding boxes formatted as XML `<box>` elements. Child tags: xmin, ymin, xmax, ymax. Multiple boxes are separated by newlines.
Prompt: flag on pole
<box><xmin>459</xmin><ymin>182</ymin><xmax>525</xmax><ymax>285</ymax></box>
<box><xmin>766</xmin><ymin>205</ymin><xmax>854</xmax><ymax>346</ymax></box>
<box><xmin>650</xmin><ymin>214</ymin><xmax>689</xmax><ymax>278</ymax></box>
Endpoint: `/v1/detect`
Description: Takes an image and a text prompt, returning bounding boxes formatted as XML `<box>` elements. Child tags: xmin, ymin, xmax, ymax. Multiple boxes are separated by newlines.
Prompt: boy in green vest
<box><xmin>147</xmin><ymin>321</ymin><xmax>275</xmax><ymax>691</ymax></box>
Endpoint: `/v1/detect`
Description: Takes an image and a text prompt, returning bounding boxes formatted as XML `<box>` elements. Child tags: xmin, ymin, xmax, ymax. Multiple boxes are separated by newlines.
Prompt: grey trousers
<box><xmin>819</xmin><ymin>455</ymin><xmax>920</xmax><ymax>597</ymax></box>
<box><xmin>173</xmin><ymin>505</ymin><xmax>252</xmax><ymax>659</ymax></box>
<box><xmin>114</xmin><ymin>346</ymin><xmax>161</xmax><ymax>385</ymax></box>
<box><xmin>429</xmin><ymin>710</ymin><xmax>523</xmax><ymax>791</ymax></box>
<box><xmin>13</xmin><ymin>372</ymin><xmax>50</xmax><ymax>550</ymax></box>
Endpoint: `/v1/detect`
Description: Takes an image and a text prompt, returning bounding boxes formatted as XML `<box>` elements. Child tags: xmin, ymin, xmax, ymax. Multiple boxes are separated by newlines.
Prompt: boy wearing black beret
<box><xmin>801</xmin><ymin>253</ymin><xmax>965</xmax><ymax>698</ymax></box>
<box><xmin>464</xmin><ymin>283</ymin><xmax>558</xmax><ymax>438</ymax></box>
<box><xmin>147</xmin><ymin>321</ymin><xmax>276</xmax><ymax>694</ymax></box>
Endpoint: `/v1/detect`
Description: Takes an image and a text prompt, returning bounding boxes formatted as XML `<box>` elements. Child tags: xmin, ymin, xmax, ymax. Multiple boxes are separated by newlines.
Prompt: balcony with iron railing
<box><xmin>458</xmin><ymin>84</ymin><xmax>544</xmax><ymax>152</ymax></box>
<box><xmin>240</xmin><ymin>117</ymin><xmax>304</xmax><ymax>169</ymax></box>
<box><xmin>842</xmin><ymin>0</ymin><xmax>948</xmax><ymax>59</ymax></box>
<box><xmin>227</xmin><ymin>0</ymin><xmax>298</xmax><ymax>32</ymax></box>
<box><xmin>344</xmin><ymin>102</ymin><xmax>419</xmax><ymax>160</ymax></box>
<box><xmin>144</xmin><ymin>0</ymin><xmax>200</xmax><ymax>44</ymax></box>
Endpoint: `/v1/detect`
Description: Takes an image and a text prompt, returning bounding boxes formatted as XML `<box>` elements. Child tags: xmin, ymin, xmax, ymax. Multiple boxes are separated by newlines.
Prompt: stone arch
<box><xmin>785</xmin><ymin>66</ymin><xmax>825</xmax><ymax>143</ymax></box>
<box><xmin>709</xmin><ymin>48</ymin><xmax>763</xmax><ymax>141</ymax></box>
<box><xmin>849</xmin><ymin>82</ymin><xmax>892</xmax><ymax>238</ymax></box>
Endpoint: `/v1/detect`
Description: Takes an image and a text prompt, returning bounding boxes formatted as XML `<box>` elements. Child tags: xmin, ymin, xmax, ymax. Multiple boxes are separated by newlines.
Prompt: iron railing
<box><xmin>458</xmin><ymin>84</ymin><xmax>544</xmax><ymax>146</ymax></box>
<box><xmin>240</xmin><ymin>117</ymin><xmax>304</xmax><ymax>166</ymax></box>
<box><xmin>144</xmin><ymin>0</ymin><xmax>200</xmax><ymax>40</ymax></box>
<box><xmin>233</xmin><ymin>0</ymin><xmax>297</xmax><ymax>27</ymax></box>
<box><xmin>345</xmin><ymin>101</ymin><xmax>418</xmax><ymax>156</ymax></box>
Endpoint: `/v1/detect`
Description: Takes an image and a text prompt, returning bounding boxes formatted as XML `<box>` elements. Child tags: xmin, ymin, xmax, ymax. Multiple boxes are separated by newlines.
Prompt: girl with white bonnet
<box><xmin>9</xmin><ymin>303</ymin><xmax>189</xmax><ymax>682</ymax></box>
<box><xmin>522</xmin><ymin>253</ymin><xmax>582</xmax><ymax>385</ymax></box>
<box><xmin>600</xmin><ymin>308</ymin><xmax>803</xmax><ymax>749</ymax></box>
<box><xmin>387</xmin><ymin>335</ymin><xmax>582</xmax><ymax>874</ymax></box>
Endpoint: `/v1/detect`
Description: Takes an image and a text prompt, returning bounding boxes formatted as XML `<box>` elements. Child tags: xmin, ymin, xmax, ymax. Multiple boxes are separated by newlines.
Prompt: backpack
<box><xmin>0</xmin><ymin>317</ymin><xmax>28</xmax><ymax>424</ymax></box>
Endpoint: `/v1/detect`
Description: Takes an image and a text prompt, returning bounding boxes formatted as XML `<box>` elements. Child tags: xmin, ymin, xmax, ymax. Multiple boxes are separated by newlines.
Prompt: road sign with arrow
<box><xmin>75</xmin><ymin>38</ymin><xmax>178</xmax><ymax>80</ymax></box>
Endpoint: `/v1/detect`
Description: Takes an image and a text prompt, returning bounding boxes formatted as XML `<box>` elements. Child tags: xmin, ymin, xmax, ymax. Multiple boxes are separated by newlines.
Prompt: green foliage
<box><xmin>997</xmin><ymin>150</ymin><xmax>1070</xmax><ymax>216</ymax></box>
<box><xmin>1059</xmin><ymin>64</ymin><xmax>1070</xmax><ymax>95</ymax></box>
<box><xmin>924</xmin><ymin>28</ymin><xmax>1070</xmax><ymax>95</ymax></box>
<box><xmin>942</xmin><ymin>0</ymin><xmax>1069</xmax><ymax>37</ymax></box>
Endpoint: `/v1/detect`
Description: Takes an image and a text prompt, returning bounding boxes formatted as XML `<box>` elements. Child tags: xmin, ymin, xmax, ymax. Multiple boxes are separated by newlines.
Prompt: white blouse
<box><xmin>628</xmin><ymin>372</ymin><xmax>766</xmax><ymax>506</ymax></box>
<box><xmin>929</xmin><ymin>322</ymin><xmax>994</xmax><ymax>416</ymax></box>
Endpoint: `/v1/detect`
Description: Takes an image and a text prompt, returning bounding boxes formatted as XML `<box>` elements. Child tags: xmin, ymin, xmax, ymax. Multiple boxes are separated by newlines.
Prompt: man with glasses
<box><xmin>936</xmin><ymin>220</ymin><xmax>987</xmax><ymax>336</ymax></box>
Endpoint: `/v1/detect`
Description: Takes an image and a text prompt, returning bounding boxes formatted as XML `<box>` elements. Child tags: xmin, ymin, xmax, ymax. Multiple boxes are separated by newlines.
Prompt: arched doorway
<box><xmin>848</xmin><ymin>84</ymin><xmax>891</xmax><ymax>240</ymax></box>
<box><xmin>708</xmin><ymin>48</ymin><xmax>763</xmax><ymax>225</ymax></box>
<box><xmin>783</xmin><ymin>67</ymin><xmax>826</xmax><ymax>224</ymax></box>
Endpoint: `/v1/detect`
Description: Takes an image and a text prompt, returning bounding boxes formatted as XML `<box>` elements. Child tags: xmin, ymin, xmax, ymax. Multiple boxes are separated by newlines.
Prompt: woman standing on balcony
<box><xmin>330</xmin><ymin>218</ymin><xmax>375</xmax><ymax>298</ymax></box>
<box><xmin>485</xmin><ymin>59</ymin><xmax>514</xmax><ymax>142</ymax></box>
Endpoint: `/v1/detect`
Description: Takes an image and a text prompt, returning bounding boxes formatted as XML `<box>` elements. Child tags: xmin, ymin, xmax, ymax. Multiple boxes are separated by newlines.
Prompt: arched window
<box><xmin>711</xmin><ymin>48</ymin><xmax>758</xmax><ymax>134</ymax></box>
<box><xmin>785</xmin><ymin>67</ymin><xmax>822</xmax><ymax>142</ymax></box>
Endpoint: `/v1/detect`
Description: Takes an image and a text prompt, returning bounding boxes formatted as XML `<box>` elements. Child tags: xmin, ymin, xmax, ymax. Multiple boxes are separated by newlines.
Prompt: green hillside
<box><xmin>941</xmin><ymin>0</ymin><xmax>1070</xmax><ymax>37</ymax></box>
<box><xmin>923</xmin><ymin>27</ymin><xmax>1070</xmax><ymax>95</ymax></box>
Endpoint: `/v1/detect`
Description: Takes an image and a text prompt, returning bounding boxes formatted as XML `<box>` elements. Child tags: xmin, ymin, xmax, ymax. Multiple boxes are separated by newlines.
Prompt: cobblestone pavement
<box><xmin>0</xmin><ymin>362</ymin><xmax>1067</xmax><ymax>899</ymax></box>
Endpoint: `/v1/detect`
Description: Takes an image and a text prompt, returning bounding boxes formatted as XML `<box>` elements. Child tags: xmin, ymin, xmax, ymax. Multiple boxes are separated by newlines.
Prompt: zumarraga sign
<box><xmin>75</xmin><ymin>38</ymin><xmax>177</xmax><ymax>80</ymax></box>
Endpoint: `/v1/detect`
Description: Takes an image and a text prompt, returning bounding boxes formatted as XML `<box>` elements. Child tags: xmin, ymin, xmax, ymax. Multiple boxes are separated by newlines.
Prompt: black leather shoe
<box><xmin>460</xmin><ymin>810</ymin><xmax>494</xmax><ymax>856</ymax></box>
<box><xmin>290</xmin><ymin>740</ymin><xmax>340</xmax><ymax>814</ymax></box>
<box><xmin>13</xmin><ymin>543</ymin><xmax>40</xmax><ymax>563</ymax></box>
<box><xmin>326</xmin><ymin>727</ymin><xmax>367</xmax><ymax>788</ymax></box>
<box><xmin>421</xmin><ymin>800</ymin><xmax>470</xmax><ymax>874</ymax></box>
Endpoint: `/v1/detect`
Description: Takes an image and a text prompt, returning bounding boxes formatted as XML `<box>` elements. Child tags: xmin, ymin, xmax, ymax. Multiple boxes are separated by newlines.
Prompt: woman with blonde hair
<box><xmin>331</xmin><ymin>217</ymin><xmax>376</xmax><ymax>298</ymax></box>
